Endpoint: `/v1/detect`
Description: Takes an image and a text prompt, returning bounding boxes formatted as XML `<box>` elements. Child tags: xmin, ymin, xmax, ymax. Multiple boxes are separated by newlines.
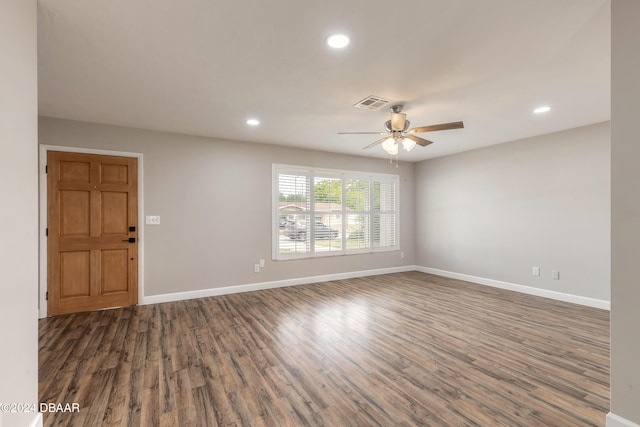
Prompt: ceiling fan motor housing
<box><xmin>385</xmin><ymin>117</ymin><xmax>410</xmax><ymax>133</ymax></box>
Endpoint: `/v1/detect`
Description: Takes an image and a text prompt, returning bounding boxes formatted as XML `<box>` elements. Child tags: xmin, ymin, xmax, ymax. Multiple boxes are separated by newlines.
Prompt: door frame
<box><xmin>39</xmin><ymin>145</ymin><xmax>144</xmax><ymax>318</ymax></box>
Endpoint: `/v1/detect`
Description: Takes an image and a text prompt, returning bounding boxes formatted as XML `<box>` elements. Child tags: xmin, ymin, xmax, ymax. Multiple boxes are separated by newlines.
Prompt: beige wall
<box><xmin>38</xmin><ymin>117</ymin><xmax>416</xmax><ymax>298</ymax></box>
<box><xmin>0</xmin><ymin>1</ymin><xmax>39</xmax><ymax>426</ymax></box>
<box><xmin>610</xmin><ymin>0</ymin><xmax>640</xmax><ymax>425</ymax></box>
<box><xmin>415</xmin><ymin>122</ymin><xmax>611</xmax><ymax>303</ymax></box>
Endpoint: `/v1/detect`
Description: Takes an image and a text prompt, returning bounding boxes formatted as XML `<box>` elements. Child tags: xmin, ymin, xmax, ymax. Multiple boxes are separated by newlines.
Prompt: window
<box><xmin>273</xmin><ymin>164</ymin><xmax>399</xmax><ymax>260</ymax></box>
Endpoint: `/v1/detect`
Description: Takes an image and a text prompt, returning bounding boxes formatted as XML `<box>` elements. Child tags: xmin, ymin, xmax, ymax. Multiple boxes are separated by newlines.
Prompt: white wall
<box><xmin>38</xmin><ymin>117</ymin><xmax>415</xmax><ymax>300</ymax></box>
<box><xmin>610</xmin><ymin>0</ymin><xmax>640</xmax><ymax>425</ymax></box>
<box><xmin>415</xmin><ymin>122</ymin><xmax>610</xmax><ymax>305</ymax></box>
<box><xmin>0</xmin><ymin>1</ymin><xmax>40</xmax><ymax>427</ymax></box>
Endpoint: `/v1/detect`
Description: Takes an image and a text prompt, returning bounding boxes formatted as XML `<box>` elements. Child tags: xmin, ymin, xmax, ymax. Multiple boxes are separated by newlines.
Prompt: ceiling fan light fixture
<box><xmin>382</xmin><ymin>137</ymin><xmax>398</xmax><ymax>155</ymax></box>
<box><xmin>326</xmin><ymin>34</ymin><xmax>350</xmax><ymax>49</ymax></box>
<box><xmin>402</xmin><ymin>138</ymin><xmax>416</xmax><ymax>152</ymax></box>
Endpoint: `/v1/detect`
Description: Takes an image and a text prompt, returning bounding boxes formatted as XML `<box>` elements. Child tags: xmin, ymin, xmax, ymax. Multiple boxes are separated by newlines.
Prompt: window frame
<box><xmin>272</xmin><ymin>164</ymin><xmax>400</xmax><ymax>260</ymax></box>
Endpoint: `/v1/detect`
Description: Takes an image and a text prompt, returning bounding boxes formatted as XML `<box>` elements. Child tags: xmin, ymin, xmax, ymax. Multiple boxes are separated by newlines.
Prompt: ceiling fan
<box><xmin>339</xmin><ymin>104</ymin><xmax>464</xmax><ymax>155</ymax></box>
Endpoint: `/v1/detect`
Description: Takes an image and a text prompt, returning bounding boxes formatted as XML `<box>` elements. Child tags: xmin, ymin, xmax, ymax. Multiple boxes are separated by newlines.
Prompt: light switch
<box><xmin>146</xmin><ymin>215</ymin><xmax>161</xmax><ymax>225</ymax></box>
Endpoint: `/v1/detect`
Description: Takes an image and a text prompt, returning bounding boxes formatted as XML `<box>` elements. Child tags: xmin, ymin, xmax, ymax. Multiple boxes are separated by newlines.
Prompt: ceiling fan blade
<box><xmin>338</xmin><ymin>131</ymin><xmax>387</xmax><ymax>135</ymax></box>
<box><xmin>409</xmin><ymin>121</ymin><xmax>464</xmax><ymax>134</ymax></box>
<box><xmin>363</xmin><ymin>137</ymin><xmax>388</xmax><ymax>150</ymax></box>
<box><xmin>405</xmin><ymin>133</ymin><xmax>434</xmax><ymax>147</ymax></box>
<box><xmin>390</xmin><ymin>112</ymin><xmax>406</xmax><ymax>131</ymax></box>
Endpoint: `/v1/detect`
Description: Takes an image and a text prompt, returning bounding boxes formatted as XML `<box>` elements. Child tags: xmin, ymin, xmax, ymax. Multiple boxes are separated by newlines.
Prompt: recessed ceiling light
<box><xmin>246</xmin><ymin>118</ymin><xmax>260</xmax><ymax>126</ymax></box>
<box><xmin>533</xmin><ymin>106</ymin><xmax>552</xmax><ymax>114</ymax></box>
<box><xmin>326</xmin><ymin>34</ymin><xmax>350</xmax><ymax>49</ymax></box>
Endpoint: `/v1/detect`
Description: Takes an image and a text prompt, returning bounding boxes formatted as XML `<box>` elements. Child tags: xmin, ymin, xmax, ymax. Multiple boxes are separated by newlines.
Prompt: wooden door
<box><xmin>47</xmin><ymin>151</ymin><xmax>138</xmax><ymax>315</ymax></box>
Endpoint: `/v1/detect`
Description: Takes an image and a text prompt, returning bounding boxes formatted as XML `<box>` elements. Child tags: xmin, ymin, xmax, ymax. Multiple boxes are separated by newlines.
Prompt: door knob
<box><xmin>122</xmin><ymin>237</ymin><xmax>136</xmax><ymax>243</ymax></box>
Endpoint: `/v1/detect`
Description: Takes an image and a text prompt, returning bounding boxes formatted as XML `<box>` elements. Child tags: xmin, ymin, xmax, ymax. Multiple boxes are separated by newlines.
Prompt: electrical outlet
<box><xmin>532</xmin><ymin>266</ymin><xmax>540</xmax><ymax>276</ymax></box>
<box><xmin>145</xmin><ymin>215</ymin><xmax>160</xmax><ymax>225</ymax></box>
<box><xmin>259</xmin><ymin>259</ymin><xmax>265</xmax><ymax>268</ymax></box>
<box><xmin>254</xmin><ymin>264</ymin><xmax>260</xmax><ymax>273</ymax></box>
<box><xmin>552</xmin><ymin>270</ymin><xmax>560</xmax><ymax>280</ymax></box>
<box><xmin>400</xmin><ymin>252</ymin><xmax>405</xmax><ymax>259</ymax></box>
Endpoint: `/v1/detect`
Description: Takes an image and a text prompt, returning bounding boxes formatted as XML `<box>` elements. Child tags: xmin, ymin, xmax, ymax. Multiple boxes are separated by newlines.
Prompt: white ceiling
<box><xmin>37</xmin><ymin>0</ymin><xmax>610</xmax><ymax>162</ymax></box>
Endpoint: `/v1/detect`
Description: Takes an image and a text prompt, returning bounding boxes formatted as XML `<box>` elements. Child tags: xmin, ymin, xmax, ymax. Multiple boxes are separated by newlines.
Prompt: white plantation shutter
<box><xmin>373</xmin><ymin>180</ymin><xmax>397</xmax><ymax>248</ymax></box>
<box><xmin>273</xmin><ymin>165</ymin><xmax>399</xmax><ymax>260</ymax></box>
<box><xmin>277</xmin><ymin>172</ymin><xmax>311</xmax><ymax>256</ymax></box>
<box><xmin>313</xmin><ymin>176</ymin><xmax>342</xmax><ymax>253</ymax></box>
<box><xmin>345</xmin><ymin>178</ymin><xmax>371</xmax><ymax>250</ymax></box>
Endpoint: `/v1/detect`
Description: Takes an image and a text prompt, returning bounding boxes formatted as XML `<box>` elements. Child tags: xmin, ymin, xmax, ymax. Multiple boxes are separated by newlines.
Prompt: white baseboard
<box><xmin>142</xmin><ymin>265</ymin><xmax>611</xmax><ymax>310</ymax></box>
<box><xmin>0</xmin><ymin>412</ymin><xmax>42</xmax><ymax>427</ymax></box>
<box><xmin>607</xmin><ymin>412</ymin><xmax>640</xmax><ymax>427</ymax></box>
<box><xmin>416</xmin><ymin>266</ymin><xmax>610</xmax><ymax>310</ymax></box>
<box><xmin>142</xmin><ymin>265</ymin><xmax>417</xmax><ymax>305</ymax></box>
<box><xmin>30</xmin><ymin>413</ymin><xmax>43</xmax><ymax>427</ymax></box>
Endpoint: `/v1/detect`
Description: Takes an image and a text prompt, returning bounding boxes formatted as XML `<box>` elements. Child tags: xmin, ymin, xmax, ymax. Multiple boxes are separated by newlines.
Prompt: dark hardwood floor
<box><xmin>39</xmin><ymin>272</ymin><xmax>610</xmax><ymax>426</ymax></box>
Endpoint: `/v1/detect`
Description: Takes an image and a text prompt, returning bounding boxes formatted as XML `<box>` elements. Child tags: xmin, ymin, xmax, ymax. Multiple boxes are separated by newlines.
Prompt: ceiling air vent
<box><xmin>353</xmin><ymin>95</ymin><xmax>392</xmax><ymax>111</ymax></box>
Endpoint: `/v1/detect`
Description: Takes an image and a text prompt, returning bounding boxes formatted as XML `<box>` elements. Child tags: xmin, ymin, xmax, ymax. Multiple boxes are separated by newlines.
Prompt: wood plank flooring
<box><xmin>39</xmin><ymin>272</ymin><xmax>610</xmax><ymax>426</ymax></box>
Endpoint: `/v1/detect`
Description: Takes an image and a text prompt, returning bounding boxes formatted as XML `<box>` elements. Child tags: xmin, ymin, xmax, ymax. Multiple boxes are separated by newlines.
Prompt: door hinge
<box><xmin>46</xmin><ymin>291</ymin><xmax>48</xmax><ymax>301</ymax></box>
<box><xmin>45</xmin><ymin>228</ymin><xmax>48</xmax><ymax>236</ymax></box>
<box><xmin>45</xmin><ymin>165</ymin><xmax>48</xmax><ymax>173</ymax></box>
